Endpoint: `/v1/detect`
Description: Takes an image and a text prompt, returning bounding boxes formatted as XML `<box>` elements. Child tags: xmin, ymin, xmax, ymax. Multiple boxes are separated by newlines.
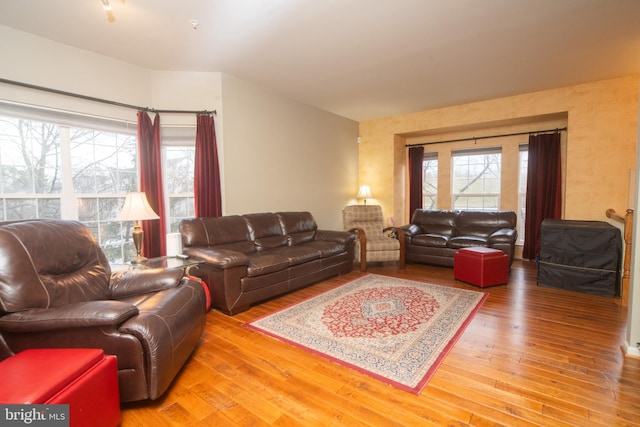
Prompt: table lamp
<box><xmin>116</xmin><ymin>192</ymin><xmax>160</xmax><ymax>264</ymax></box>
<box><xmin>357</xmin><ymin>185</ymin><xmax>372</xmax><ymax>205</ymax></box>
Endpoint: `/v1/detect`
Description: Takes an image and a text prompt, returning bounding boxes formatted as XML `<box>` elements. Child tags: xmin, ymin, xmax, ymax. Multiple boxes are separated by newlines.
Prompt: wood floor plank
<box><xmin>121</xmin><ymin>261</ymin><xmax>640</xmax><ymax>426</ymax></box>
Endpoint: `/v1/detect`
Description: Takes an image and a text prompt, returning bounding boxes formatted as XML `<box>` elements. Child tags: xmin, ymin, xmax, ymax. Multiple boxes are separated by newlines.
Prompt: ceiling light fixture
<box><xmin>101</xmin><ymin>0</ymin><xmax>115</xmax><ymax>23</ymax></box>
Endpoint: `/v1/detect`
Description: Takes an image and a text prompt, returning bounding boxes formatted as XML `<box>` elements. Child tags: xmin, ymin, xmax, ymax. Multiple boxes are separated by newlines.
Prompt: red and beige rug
<box><xmin>246</xmin><ymin>274</ymin><xmax>487</xmax><ymax>394</ymax></box>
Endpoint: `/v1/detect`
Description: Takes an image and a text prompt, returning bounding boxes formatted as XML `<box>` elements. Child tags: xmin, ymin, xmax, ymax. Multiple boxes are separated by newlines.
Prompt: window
<box><xmin>0</xmin><ymin>116</ymin><xmax>62</xmax><ymax>219</ymax></box>
<box><xmin>0</xmin><ymin>104</ymin><xmax>198</xmax><ymax>262</ymax></box>
<box><xmin>163</xmin><ymin>146</ymin><xmax>195</xmax><ymax>233</ymax></box>
<box><xmin>71</xmin><ymin>127</ymin><xmax>138</xmax><ymax>263</ymax></box>
<box><xmin>452</xmin><ymin>148</ymin><xmax>501</xmax><ymax>211</ymax></box>
<box><xmin>422</xmin><ymin>152</ymin><xmax>438</xmax><ymax>209</ymax></box>
<box><xmin>0</xmin><ymin>105</ymin><xmax>138</xmax><ymax>263</ymax></box>
<box><xmin>518</xmin><ymin>144</ymin><xmax>528</xmax><ymax>243</ymax></box>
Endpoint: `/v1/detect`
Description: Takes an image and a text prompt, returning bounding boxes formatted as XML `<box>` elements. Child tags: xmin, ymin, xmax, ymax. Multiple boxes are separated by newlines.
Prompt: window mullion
<box><xmin>59</xmin><ymin>126</ymin><xmax>77</xmax><ymax>220</ymax></box>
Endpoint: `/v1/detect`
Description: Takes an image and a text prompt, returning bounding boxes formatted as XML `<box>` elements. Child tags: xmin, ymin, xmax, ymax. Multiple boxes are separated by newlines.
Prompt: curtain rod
<box><xmin>0</xmin><ymin>78</ymin><xmax>216</xmax><ymax>115</ymax></box>
<box><xmin>405</xmin><ymin>127</ymin><xmax>567</xmax><ymax>147</ymax></box>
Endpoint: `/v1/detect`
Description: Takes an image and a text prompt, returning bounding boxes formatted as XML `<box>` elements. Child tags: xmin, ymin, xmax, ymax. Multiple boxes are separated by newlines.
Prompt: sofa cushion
<box><xmin>448</xmin><ymin>236</ymin><xmax>489</xmax><ymax>249</ymax></box>
<box><xmin>243</xmin><ymin>213</ymin><xmax>288</xmax><ymax>251</ymax></box>
<box><xmin>456</xmin><ymin>211</ymin><xmax>517</xmax><ymax>237</ymax></box>
<box><xmin>410</xmin><ymin>209</ymin><xmax>458</xmax><ymax>237</ymax></box>
<box><xmin>277</xmin><ymin>212</ymin><xmax>317</xmax><ymax>245</ymax></box>
<box><xmin>246</xmin><ymin>253</ymin><xmax>290</xmax><ymax>276</ymax></box>
<box><xmin>269</xmin><ymin>245</ymin><xmax>322</xmax><ymax>266</ymax></box>
<box><xmin>412</xmin><ymin>233</ymin><xmax>449</xmax><ymax>248</ymax></box>
<box><xmin>180</xmin><ymin>216</ymin><xmax>255</xmax><ymax>254</ymax></box>
<box><xmin>302</xmin><ymin>240</ymin><xmax>346</xmax><ymax>257</ymax></box>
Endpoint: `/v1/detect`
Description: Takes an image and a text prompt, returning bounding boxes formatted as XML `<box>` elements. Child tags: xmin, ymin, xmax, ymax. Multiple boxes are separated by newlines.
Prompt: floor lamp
<box><xmin>116</xmin><ymin>192</ymin><xmax>160</xmax><ymax>264</ymax></box>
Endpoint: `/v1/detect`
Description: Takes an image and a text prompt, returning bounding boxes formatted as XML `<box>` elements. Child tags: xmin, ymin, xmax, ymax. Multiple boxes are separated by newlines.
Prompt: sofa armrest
<box><xmin>184</xmin><ymin>247</ymin><xmax>249</xmax><ymax>269</ymax></box>
<box><xmin>110</xmin><ymin>268</ymin><xmax>184</xmax><ymax>299</ymax></box>
<box><xmin>315</xmin><ymin>229</ymin><xmax>356</xmax><ymax>245</ymax></box>
<box><xmin>488</xmin><ymin>228</ymin><xmax>518</xmax><ymax>244</ymax></box>
<box><xmin>0</xmin><ymin>301</ymin><xmax>139</xmax><ymax>332</ymax></box>
<box><xmin>401</xmin><ymin>224</ymin><xmax>421</xmax><ymax>237</ymax></box>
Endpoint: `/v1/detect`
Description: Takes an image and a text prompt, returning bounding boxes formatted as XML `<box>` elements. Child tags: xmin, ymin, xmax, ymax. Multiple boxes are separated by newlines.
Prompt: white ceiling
<box><xmin>1</xmin><ymin>0</ymin><xmax>639</xmax><ymax>122</ymax></box>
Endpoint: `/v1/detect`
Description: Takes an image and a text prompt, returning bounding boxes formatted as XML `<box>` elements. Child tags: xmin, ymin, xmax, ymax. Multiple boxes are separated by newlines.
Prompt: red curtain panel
<box><xmin>522</xmin><ymin>132</ymin><xmax>562</xmax><ymax>260</ymax></box>
<box><xmin>194</xmin><ymin>114</ymin><xmax>222</xmax><ymax>218</ymax></box>
<box><xmin>137</xmin><ymin>111</ymin><xmax>167</xmax><ymax>257</ymax></box>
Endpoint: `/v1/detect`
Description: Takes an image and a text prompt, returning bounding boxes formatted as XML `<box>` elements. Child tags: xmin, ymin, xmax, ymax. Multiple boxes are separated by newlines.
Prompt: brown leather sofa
<box><xmin>401</xmin><ymin>209</ymin><xmax>518</xmax><ymax>267</ymax></box>
<box><xmin>180</xmin><ymin>211</ymin><xmax>355</xmax><ymax>315</ymax></box>
<box><xmin>0</xmin><ymin>219</ymin><xmax>207</xmax><ymax>402</ymax></box>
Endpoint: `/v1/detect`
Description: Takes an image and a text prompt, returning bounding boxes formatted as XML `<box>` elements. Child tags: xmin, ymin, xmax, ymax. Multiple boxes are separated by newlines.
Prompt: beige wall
<box><xmin>220</xmin><ymin>74</ymin><xmax>359</xmax><ymax>229</ymax></box>
<box><xmin>359</xmin><ymin>76</ymin><xmax>640</xmax><ymax>226</ymax></box>
<box><xmin>0</xmin><ymin>25</ymin><xmax>360</xmax><ymax>231</ymax></box>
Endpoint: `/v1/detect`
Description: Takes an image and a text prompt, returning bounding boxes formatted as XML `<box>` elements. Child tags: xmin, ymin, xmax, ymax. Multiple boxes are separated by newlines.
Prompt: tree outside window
<box><xmin>452</xmin><ymin>148</ymin><xmax>501</xmax><ymax>211</ymax></box>
<box><xmin>422</xmin><ymin>152</ymin><xmax>438</xmax><ymax>209</ymax></box>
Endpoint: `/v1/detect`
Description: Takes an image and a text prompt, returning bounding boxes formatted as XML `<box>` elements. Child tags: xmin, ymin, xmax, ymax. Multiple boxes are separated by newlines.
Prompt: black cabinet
<box><xmin>538</xmin><ymin>219</ymin><xmax>621</xmax><ymax>297</ymax></box>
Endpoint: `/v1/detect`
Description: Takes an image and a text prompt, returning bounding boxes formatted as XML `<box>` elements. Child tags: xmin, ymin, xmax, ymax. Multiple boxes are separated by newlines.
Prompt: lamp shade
<box><xmin>356</xmin><ymin>185</ymin><xmax>372</xmax><ymax>199</ymax></box>
<box><xmin>115</xmin><ymin>192</ymin><xmax>160</xmax><ymax>221</ymax></box>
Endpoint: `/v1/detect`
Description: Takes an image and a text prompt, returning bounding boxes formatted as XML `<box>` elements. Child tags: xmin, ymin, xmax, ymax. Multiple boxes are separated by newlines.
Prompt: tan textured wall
<box><xmin>359</xmin><ymin>76</ymin><xmax>639</xmax><ymax>225</ymax></box>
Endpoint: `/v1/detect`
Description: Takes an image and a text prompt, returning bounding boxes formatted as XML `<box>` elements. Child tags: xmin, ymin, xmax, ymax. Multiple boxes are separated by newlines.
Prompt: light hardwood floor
<box><xmin>121</xmin><ymin>260</ymin><xmax>640</xmax><ymax>426</ymax></box>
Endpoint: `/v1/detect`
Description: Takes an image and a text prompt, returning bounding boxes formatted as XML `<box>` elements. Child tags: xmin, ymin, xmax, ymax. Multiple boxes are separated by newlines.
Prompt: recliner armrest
<box><xmin>184</xmin><ymin>247</ymin><xmax>249</xmax><ymax>269</ymax></box>
<box><xmin>0</xmin><ymin>300</ymin><xmax>138</xmax><ymax>332</ymax></box>
<box><xmin>110</xmin><ymin>268</ymin><xmax>184</xmax><ymax>299</ymax></box>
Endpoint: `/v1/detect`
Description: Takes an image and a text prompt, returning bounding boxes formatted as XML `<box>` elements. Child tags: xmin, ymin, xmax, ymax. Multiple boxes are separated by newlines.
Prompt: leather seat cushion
<box><xmin>448</xmin><ymin>236</ymin><xmax>488</xmax><ymax>248</ymax></box>
<box><xmin>412</xmin><ymin>234</ymin><xmax>449</xmax><ymax>247</ymax></box>
<box><xmin>246</xmin><ymin>253</ymin><xmax>290</xmax><ymax>276</ymax></box>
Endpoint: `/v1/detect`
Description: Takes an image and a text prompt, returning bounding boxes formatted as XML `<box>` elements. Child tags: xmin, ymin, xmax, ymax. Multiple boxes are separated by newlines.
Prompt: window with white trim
<box><xmin>422</xmin><ymin>152</ymin><xmax>438</xmax><ymax>209</ymax></box>
<box><xmin>163</xmin><ymin>145</ymin><xmax>195</xmax><ymax>233</ymax></box>
<box><xmin>518</xmin><ymin>144</ymin><xmax>528</xmax><ymax>244</ymax></box>
<box><xmin>0</xmin><ymin>104</ymin><xmax>199</xmax><ymax>262</ymax></box>
<box><xmin>451</xmin><ymin>147</ymin><xmax>501</xmax><ymax>211</ymax></box>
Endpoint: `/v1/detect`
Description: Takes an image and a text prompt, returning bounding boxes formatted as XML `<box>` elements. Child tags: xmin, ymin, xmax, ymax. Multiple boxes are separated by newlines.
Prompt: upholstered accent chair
<box><xmin>342</xmin><ymin>205</ymin><xmax>405</xmax><ymax>271</ymax></box>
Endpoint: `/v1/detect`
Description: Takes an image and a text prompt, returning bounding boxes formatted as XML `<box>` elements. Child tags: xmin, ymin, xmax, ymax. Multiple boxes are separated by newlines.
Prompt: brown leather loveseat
<box><xmin>180</xmin><ymin>211</ymin><xmax>355</xmax><ymax>315</ymax></box>
<box><xmin>402</xmin><ymin>209</ymin><xmax>518</xmax><ymax>267</ymax></box>
<box><xmin>0</xmin><ymin>219</ymin><xmax>207</xmax><ymax>402</ymax></box>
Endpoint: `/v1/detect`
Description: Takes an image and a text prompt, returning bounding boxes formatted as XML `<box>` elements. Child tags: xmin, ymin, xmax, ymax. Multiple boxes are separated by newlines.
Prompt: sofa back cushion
<box><xmin>0</xmin><ymin>220</ymin><xmax>111</xmax><ymax>313</ymax></box>
<box><xmin>277</xmin><ymin>212</ymin><xmax>317</xmax><ymax>245</ymax></box>
<box><xmin>411</xmin><ymin>209</ymin><xmax>458</xmax><ymax>237</ymax></box>
<box><xmin>180</xmin><ymin>216</ymin><xmax>255</xmax><ymax>253</ymax></box>
<box><xmin>243</xmin><ymin>213</ymin><xmax>288</xmax><ymax>251</ymax></box>
<box><xmin>456</xmin><ymin>210</ymin><xmax>517</xmax><ymax>237</ymax></box>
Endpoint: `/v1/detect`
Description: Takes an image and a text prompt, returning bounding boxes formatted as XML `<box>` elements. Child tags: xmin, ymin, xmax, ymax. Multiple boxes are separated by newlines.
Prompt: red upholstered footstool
<box><xmin>454</xmin><ymin>247</ymin><xmax>509</xmax><ymax>287</ymax></box>
<box><xmin>0</xmin><ymin>348</ymin><xmax>120</xmax><ymax>427</ymax></box>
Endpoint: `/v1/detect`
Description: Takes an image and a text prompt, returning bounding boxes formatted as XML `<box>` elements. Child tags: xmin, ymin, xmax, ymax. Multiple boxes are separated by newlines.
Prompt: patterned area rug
<box><xmin>246</xmin><ymin>274</ymin><xmax>487</xmax><ymax>394</ymax></box>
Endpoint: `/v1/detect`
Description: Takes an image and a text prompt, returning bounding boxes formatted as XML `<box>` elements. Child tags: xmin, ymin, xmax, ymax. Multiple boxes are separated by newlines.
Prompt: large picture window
<box><xmin>452</xmin><ymin>148</ymin><xmax>501</xmax><ymax>211</ymax></box>
<box><xmin>0</xmin><ymin>104</ymin><xmax>196</xmax><ymax>263</ymax></box>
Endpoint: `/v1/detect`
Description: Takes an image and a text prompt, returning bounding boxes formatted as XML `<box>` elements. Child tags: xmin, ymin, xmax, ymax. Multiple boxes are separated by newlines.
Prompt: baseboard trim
<box><xmin>623</xmin><ymin>341</ymin><xmax>640</xmax><ymax>358</ymax></box>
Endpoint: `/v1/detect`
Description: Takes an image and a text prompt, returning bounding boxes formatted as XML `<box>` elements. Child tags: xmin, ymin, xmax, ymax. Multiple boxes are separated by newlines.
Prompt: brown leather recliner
<box><xmin>0</xmin><ymin>219</ymin><xmax>207</xmax><ymax>402</ymax></box>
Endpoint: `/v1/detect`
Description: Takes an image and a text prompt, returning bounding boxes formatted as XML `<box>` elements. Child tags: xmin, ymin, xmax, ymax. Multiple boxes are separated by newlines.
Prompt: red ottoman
<box><xmin>454</xmin><ymin>247</ymin><xmax>509</xmax><ymax>287</ymax></box>
<box><xmin>0</xmin><ymin>348</ymin><xmax>120</xmax><ymax>427</ymax></box>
